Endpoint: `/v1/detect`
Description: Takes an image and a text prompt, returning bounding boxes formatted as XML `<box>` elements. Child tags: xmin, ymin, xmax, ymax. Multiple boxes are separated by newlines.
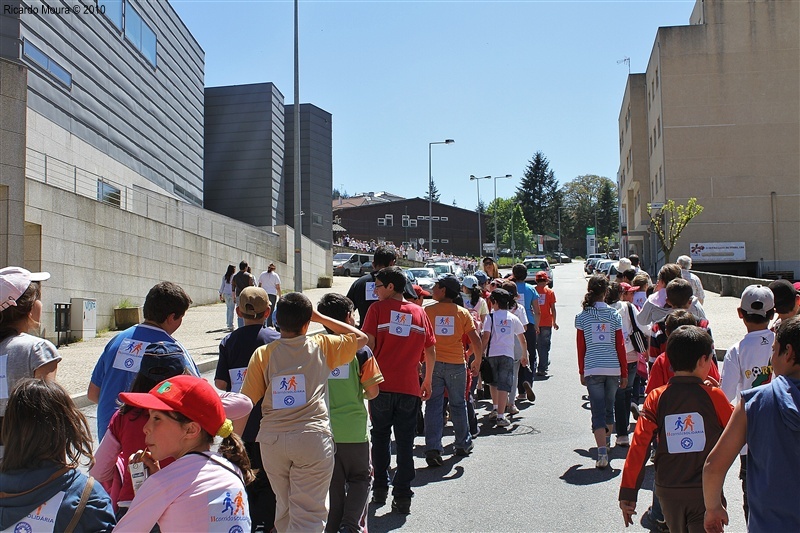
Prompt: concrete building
<box><xmin>1</xmin><ymin>1</ymin><xmax>329</xmax><ymax>338</ymax></box>
<box><xmin>334</xmin><ymin>197</ymin><xmax>488</xmax><ymax>257</ymax></box>
<box><xmin>618</xmin><ymin>0</ymin><xmax>799</xmax><ymax>278</ymax></box>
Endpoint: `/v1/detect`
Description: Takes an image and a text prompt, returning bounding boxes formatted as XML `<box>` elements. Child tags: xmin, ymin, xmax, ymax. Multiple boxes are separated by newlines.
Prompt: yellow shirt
<box><xmin>240</xmin><ymin>333</ymin><xmax>358</xmax><ymax>438</ymax></box>
<box><xmin>424</xmin><ymin>302</ymin><xmax>475</xmax><ymax>364</ymax></box>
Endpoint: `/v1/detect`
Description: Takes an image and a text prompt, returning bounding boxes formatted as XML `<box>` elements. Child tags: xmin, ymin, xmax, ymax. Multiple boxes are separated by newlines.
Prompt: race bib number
<box><xmin>497</xmin><ymin>318</ymin><xmax>512</xmax><ymax>334</ymax></box>
<box><xmin>208</xmin><ymin>488</ymin><xmax>250</xmax><ymax>533</ymax></box>
<box><xmin>366</xmin><ymin>282</ymin><xmax>378</xmax><ymax>301</ymax></box>
<box><xmin>272</xmin><ymin>374</ymin><xmax>307</xmax><ymax>409</ymax></box>
<box><xmin>435</xmin><ymin>316</ymin><xmax>455</xmax><ymax>336</ymax></box>
<box><xmin>0</xmin><ymin>354</ymin><xmax>8</xmax><ymax>400</ymax></box>
<box><xmin>389</xmin><ymin>311</ymin><xmax>412</xmax><ymax>337</ymax></box>
<box><xmin>112</xmin><ymin>338</ymin><xmax>147</xmax><ymax>373</ymax></box>
<box><xmin>664</xmin><ymin>412</ymin><xmax>706</xmax><ymax>454</ymax></box>
<box><xmin>2</xmin><ymin>491</ymin><xmax>65</xmax><ymax>532</ymax></box>
<box><xmin>329</xmin><ymin>364</ymin><xmax>350</xmax><ymax>380</ymax></box>
<box><xmin>228</xmin><ymin>367</ymin><xmax>247</xmax><ymax>393</ymax></box>
<box><xmin>591</xmin><ymin>323</ymin><xmax>613</xmax><ymax>344</ymax></box>
<box><xmin>538</xmin><ymin>295</ymin><xmax>546</xmax><ymax>306</ymax></box>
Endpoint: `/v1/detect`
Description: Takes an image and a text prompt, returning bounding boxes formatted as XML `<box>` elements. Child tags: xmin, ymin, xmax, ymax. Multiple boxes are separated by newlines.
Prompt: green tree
<box><xmin>332</xmin><ymin>187</ymin><xmax>350</xmax><ymax>199</ymax></box>
<box><xmin>502</xmin><ymin>203</ymin><xmax>534</xmax><ymax>257</ymax></box>
<box><xmin>596</xmin><ymin>180</ymin><xmax>619</xmax><ymax>245</ymax></box>
<box><xmin>560</xmin><ymin>174</ymin><xmax>618</xmax><ymax>247</ymax></box>
<box><xmin>647</xmin><ymin>198</ymin><xmax>704</xmax><ymax>262</ymax></box>
<box><xmin>516</xmin><ymin>151</ymin><xmax>559</xmax><ymax>236</ymax></box>
<box><xmin>486</xmin><ymin>197</ymin><xmax>516</xmax><ymax>250</ymax></box>
<box><xmin>424</xmin><ymin>180</ymin><xmax>441</xmax><ymax>202</ymax></box>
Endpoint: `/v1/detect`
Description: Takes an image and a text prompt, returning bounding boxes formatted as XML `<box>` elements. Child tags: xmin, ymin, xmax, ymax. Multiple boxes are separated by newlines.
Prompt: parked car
<box><xmin>584</xmin><ymin>253</ymin><xmax>606</xmax><ymax>274</ymax></box>
<box><xmin>425</xmin><ymin>261</ymin><xmax>464</xmax><ymax>281</ymax></box>
<box><xmin>523</xmin><ymin>259</ymin><xmax>553</xmax><ymax>288</ymax></box>
<box><xmin>359</xmin><ymin>261</ymin><xmax>374</xmax><ymax>276</ymax></box>
<box><xmin>552</xmin><ymin>252</ymin><xmax>571</xmax><ymax>263</ymax></box>
<box><xmin>594</xmin><ymin>259</ymin><xmax>615</xmax><ymax>278</ymax></box>
<box><xmin>332</xmin><ymin>252</ymin><xmax>372</xmax><ymax>277</ymax></box>
<box><xmin>407</xmin><ymin>267</ymin><xmax>437</xmax><ymax>294</ymax></box>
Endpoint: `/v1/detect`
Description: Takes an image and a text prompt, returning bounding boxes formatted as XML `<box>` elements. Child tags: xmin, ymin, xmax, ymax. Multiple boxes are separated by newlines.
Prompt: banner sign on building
<box><xmin>689</xmin><ymin>242</ymin><xmax>746</xmax><ymax>262</ymax></box>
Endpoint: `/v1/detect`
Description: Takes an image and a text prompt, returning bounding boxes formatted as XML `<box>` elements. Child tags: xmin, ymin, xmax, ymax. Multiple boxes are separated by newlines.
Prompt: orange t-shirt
<box><xmin>537</xmin><ymin>286</ymin><xmax>557</xmax><ymax>327</ymax></box>
<box><xmin>424</xmin><ymin>302</ymin><xmax>475</xmax><ymax>364</ymax></box>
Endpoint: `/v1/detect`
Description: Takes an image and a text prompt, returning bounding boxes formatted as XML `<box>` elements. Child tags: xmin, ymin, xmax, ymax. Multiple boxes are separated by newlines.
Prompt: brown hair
<box><xmin>0</xmin><ymin>282</ymin><xmax>41</xmax><ymax>342</ymax></box>
<box><xmin>0</xmin><ymin>378</ymin><xmax>94</xmax><ymax>472</ymax></box>
<box><xmin>582</xmin><ymin>274</ymin><xmax>609</xmax><ymax>310</ymax></box>
<box><xmin>168</xmin><ymin>411</ymin><xmax>255</xmax><ymax>485</ymax></box>
<box><xmin>657</xmin><ymin>263</ymin><xmax>682</xmax><ymax>285</ymax></box>
<box><xmin>666</xmin><ymin>278</ymin><xmax>694</xmax><ymax>309</ymax></box>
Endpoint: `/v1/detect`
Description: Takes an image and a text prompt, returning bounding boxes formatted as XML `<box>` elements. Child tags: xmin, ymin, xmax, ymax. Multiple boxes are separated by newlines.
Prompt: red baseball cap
<box><xmin>413</xmin><ymin>285</ymin><xmax>430</xmax><ymax>298</ymax></box>
<box><xmin>535</xmin><ymin>272</ymin><xmax>549</xmax><ymax>282</ymax></box>
<box><xmin>620</xmin><ymin>282</ymin><xmax>638</xmax><ymax>292</ymax></box>
<box><xmin>119</xmin><ymin>375</ymin><xmax>230</xmax><ymax>437</ymax></box>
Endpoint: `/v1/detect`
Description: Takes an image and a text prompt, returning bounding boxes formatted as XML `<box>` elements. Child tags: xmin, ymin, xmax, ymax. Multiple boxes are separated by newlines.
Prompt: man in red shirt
<box><xmin>362</xmin><ymin>266</ymin><xmax>436</xmax><ymax>515</ymax></box>
<box><xmin>534</xmin><ymin>271</ymin><xmax>559</xmax><ymax>376</ymax></box>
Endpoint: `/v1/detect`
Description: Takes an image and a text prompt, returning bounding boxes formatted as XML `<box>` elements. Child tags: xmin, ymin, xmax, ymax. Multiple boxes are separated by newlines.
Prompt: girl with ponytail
<box><xmin>114</xmin><ymin>375</ymin><xmax>254</xmax><ymax>532</ymax></box>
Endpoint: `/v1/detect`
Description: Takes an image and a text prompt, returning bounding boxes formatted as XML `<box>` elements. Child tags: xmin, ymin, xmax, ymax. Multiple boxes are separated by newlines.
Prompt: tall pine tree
<box><xmin>516</xmin><ymin>151</ymin><xmax>559</xmax><ymax>237</ymax></box>
<box><xmin>424</xmin><ymin>179</ymin><xmax>441</xmax><ymax>202</ymax></box>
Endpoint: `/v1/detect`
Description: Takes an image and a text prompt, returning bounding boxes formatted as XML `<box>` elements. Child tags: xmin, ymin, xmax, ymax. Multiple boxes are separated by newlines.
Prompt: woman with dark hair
<box><xmin>0</xmin><ymin>267</ymin><xmax>61</xmax><ymax>456</ymax></box>
<box><xmin>114</xmin><ymin>375</ymin><xmax>254</xmax><ymax>532</ymax></box>
<box><xmin>220</xmin><ymin>264</ymin><xmax>236</xmax><ymax>330</ymax></box>
<box><xmin>0</xmin><ymin>378</ymin><xmax>116</xmax><ymax>532</ymax></box>
<box><xmin>575</xmin><ymin>274</ymin><xmax>628</xmax><ymax>469</ymax></box>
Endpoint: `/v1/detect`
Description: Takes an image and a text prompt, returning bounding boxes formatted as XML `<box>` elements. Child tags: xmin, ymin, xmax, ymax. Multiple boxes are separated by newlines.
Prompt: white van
<box><xmin>333</xmin><ymin>253</ymin><xmax>373</xmax><ymax>277</ymax></box>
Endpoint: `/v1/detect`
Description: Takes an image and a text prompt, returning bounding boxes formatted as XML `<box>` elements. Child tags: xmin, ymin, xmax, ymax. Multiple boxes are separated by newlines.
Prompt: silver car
<box><xmin>407</xmin><ymin>267</ymin><xmax>437</xmax><ymax>294</ymax></box>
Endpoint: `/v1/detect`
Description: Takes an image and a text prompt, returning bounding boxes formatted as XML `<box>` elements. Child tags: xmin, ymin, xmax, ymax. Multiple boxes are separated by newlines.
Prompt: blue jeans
<box><xmin>518</xmin><ymin>327</ymin><xmax>538</xmax><ymax>392</ymax></box>
<box><xmin>425</xmin><ymin>362</ymin><xmax>470</xmax><ymax>453</ymax></box>
<box><xmin>585</xmin><ymin>375</ymin><xmax>619</xmax><ymax>431</ymax></box>
<box><xmin>537</xmin><ymin>326</ymin><xmax>552</xmax><ymax>373</ymax></box>
<box><xmin>223</xmin><ymin>294</ymin><xmax>235</xmax><ymax>328</ymax></box>
<box><xmin>266</xmin><ymin>293</ymin><xmax>278</xmax><ymax>327</ymax></box>
<box><xmin>370</xmin><ymin>392</ymin><xmax>419</xmax><ymax>498</ymax></box>
<box><xmin>614</xmin><ymin>362</ymin><xmax>637</xmax><ymax>436</ymax></box>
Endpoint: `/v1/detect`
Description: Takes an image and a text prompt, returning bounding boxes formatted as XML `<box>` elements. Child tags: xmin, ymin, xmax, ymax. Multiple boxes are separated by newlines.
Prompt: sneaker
<box><xmin>640</xmin><ymin>507</ymin><xmax>669</xmax><ymax>532</ymax></box>
<box><xmin>391</xmin><ymin>496</ymin><xmax>412</xmax><ymax>515</ymax></box>
<box><xmin>454</xmin><ymin>442</ymin><xmax>475</xmax><ymax>456</ymax></box>
<box><xmin>489</xmin><ymin>409</ymin><xmax>498</xmax><ymax>420</ymax></box>
<box><xmin>536</xmin><ymin>370</ymin><xmax>547</xmax><ymax>377</ymax></box>
<box><xmin>516</xmin><ymin>394</ymin><xmax>526</xmax><ymax>400</ymax></box>
<box><xmin>506</xmin><ymin>403</ymin><xmax>520</xmax><ymax>415</ymax></box>
<box><xmin>425</xmin><ymin>449</ymin><xmax>443</xmax><ymax>468</ymax></box>
<box><xmin>371</xmin><ymin>486</ymin><xmax>388</xmax><ymax>505</ymax></box>
<box><xmin>630</xmin><ymin>402</ymin><xmax>640</xmax><ymax>420</ymax></box>
<box><xmin>649</xmin><ymin>447</ymin><xmax>656</xmax><ymax>464</ymax></box>
<box><xmin>496</xmin><ymin>417</ymin><xmax>511</xmax><ymax>427</ymax></box>
<box><xmin>596</xmin><ymin>454</ymin><xmax>609</xmax><ymax>469</ymax></box>
<box><xmin>523</xmin><ymin>381</ymin><xmax>536</xmax><ymax>402</ymax></box>
<box><xmin>616</xmin><ymin>435</ymin><xmax>630</xmax><ymax>447</ymax></box>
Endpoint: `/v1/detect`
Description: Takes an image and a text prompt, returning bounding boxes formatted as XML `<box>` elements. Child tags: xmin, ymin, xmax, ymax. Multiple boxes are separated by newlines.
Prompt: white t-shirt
<box><xmin>258</xmin><ymin>271</ymin><xmax>281</xmax><ymax>295</ymax></box>
<box><xmin>0</xmin><ymin>333</ymin><xmax>61</xmax><ymax>416</ymax></box>
<box><xmin>482</xmin><ymin>310</ymin><xmax>525</xmax><ymax>359</ymax></box>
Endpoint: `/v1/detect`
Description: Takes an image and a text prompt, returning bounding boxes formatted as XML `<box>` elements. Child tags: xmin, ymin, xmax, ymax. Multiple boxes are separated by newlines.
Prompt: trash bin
<box><xmin>54</xmin><ymin>303</ymin><xmax>71</xmax><ymax>347</ymax></box>
<box><xmin>70</xmin><ymin>297</ymin><xmax>97</xmax><ymax>340</ymax></box>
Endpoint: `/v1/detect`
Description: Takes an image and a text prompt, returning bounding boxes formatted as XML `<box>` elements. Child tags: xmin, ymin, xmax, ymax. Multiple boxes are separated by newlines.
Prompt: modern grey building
<box><xmin>1</xmin><ymin>0</ymin><xmax>205</xmax><ymax>205</ymax></box>
<box><xmin>204</xmin><ymin>83</ymin><xmax>286</xmax><ymax>228</ymax></box>
<box><xmin>283</xmin><ymin>103</ymin><xmax>333</xmax><ymax>249</ymax></box>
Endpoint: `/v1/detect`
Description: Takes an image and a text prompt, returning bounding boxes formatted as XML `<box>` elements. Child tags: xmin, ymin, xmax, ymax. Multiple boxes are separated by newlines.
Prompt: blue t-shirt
<box><xmin>515</xmin><ymin>281</ymin><xmax>539</xmax><ymax>325</ymax></box>
<box><xmin>90</xmin><ymin>324</ymin><xmax>199</xmax><ymax>439</ymax></box>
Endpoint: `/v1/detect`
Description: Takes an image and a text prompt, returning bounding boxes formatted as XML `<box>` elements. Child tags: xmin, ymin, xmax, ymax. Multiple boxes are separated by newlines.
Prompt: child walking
<box><xmin>575</xmin><ymin>274</ymin><xmax>628</xmax><ymax>469</ymax></box>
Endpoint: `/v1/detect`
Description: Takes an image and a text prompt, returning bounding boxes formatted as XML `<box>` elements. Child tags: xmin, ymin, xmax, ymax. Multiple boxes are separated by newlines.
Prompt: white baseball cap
<box><xmin>0</xmin><ymin>267</ymin><xmax>50</xmax><ymax>311</ymax></box>
<box><xmin>740</xmin><ymin>284</ymin><xmax>774</xmax><ymax>317</ymax></box>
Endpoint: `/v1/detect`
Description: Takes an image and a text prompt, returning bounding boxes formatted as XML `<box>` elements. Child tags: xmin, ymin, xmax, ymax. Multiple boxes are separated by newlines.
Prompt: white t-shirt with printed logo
<box><xmin>482</xmin><ymin>310</ymin><xmax>525</xmax><ymax>359</ymax></box>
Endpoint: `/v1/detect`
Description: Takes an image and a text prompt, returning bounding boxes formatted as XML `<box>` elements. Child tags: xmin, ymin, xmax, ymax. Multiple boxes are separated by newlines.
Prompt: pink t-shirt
<box><xmin>114</xmin><ymin>452</ymin><xmax>250</xmax><ymax>532</ymax></box>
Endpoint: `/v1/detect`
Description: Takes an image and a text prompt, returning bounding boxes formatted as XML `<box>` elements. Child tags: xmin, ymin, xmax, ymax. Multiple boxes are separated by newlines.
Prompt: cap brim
<box><xmin>29</xmin><ymin>271</ymin><xmax>50</xmax><ymax>282</ymax></box>
<box><xmin>118</xmin><ymin>391</ymin><xmax>175</xmax><ymax>412</ymax></box>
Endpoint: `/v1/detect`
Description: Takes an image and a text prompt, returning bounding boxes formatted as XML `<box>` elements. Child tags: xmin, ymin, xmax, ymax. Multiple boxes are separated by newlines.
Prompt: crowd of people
<box><xmin>334</xmin><ymin>235</ymin><xmax>481</xmax><ymax>273</ymax></box>
<box><xmin>1</xmin><ymin>252</ymin><xmax>798</xmax><ymax>532</ymax></box>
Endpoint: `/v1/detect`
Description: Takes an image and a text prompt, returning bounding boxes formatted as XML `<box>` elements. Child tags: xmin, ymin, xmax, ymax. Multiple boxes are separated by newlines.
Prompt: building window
<box><xmin>657</xmin><ymin>117</ymin><xmax>661</xmax><ymax>138</ymax></box>
<box><xmin>377</xmin><ymin>218</ymin><xmax>386</xmax><ymax>226</ymax></box>
<box><xmin>124</xmin><ymin>3</ymin><xmax>157</xmax><ymax>67</ymax></box>
<box><xmin>384</xmin><ymin>214</ymin><xmax>393</xmax><ymax>227</ymax></box>
<box><xmin>402</xmin><ymin>214</ymin><xmax>410</xmax><ymax>220</ymax></box>
<box><xmin>22</xmin><ymin>40</ymin><xmax>72</xmax><ymax>88</ymax></box>
<box><xmin>417</xmin><ymin>215</ymin><xmax>425</xmax><ymax>220</ymax></box>
<box><xmin>409</xmin><ymin>220</ymin><xmax>417</xmax><ymax>227</ymax></box>
<box><xmin>655</xmin><ymin>67</ymin><xmax>659</xmax><ymax>89</ymax></box>
<box><xmin>97</xmin><ymin>180</ymin><xmax>121</xmax><ymax>207</ymax></box>
<box><xmin>98</xmin><ymin>0</ymin><xmax>123</xmax><ymax>30</ymax></box>
<box><xmin>441</xmin><ymin>239</ymin><xmax>449</xmax><ymax>244</ymax></box>
<box><xmin>312</xmin><ymin>213</ymin><xmax>323</xmax><ymax>226</ymax></box>
<box><xmin>440</xmin><ymin>216</ymin><xmax>448</xmax><ymax>222</ymax></box>
<box><xmin>432</xmin><ymin>239</ymin><xmax>439</xmax><ymax>243</ymax></box>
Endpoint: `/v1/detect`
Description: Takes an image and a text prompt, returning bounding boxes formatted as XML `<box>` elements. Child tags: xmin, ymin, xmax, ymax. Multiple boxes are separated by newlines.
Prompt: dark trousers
<box><xmin>370</xmin><ymin>392</ymin><xmax>419</xmax><ymax>498</ymax></box>
<box><xmin>517</xmin><ymin>327</ymin><xmax>538</xmax><ymax>393</ymax></box>
<box><xmin>245</xmin><ymin>441</ymin><xmax>276</xmax><ymax>532</ymax></box>
<box><xmin>739</xmin><ymin>454</ymin><xmax>749</xmax><ymax>523</ymax></box>
<box><xmin>326</xmin><ymin>442</ymin><xmax>371</xmax><ymax>533</ymax></box>
<box><xmin>657</xmin><ymin>491</ymin><xmax>706</xmax><ymax>533</ymax></box>
<box><xmin>266</xmin><ymin>294</ymin><xmax>278</xmax><ymax>327</ymax></box>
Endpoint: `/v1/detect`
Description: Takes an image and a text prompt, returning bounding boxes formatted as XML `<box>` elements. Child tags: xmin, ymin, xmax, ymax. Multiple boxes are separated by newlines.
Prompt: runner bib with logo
<box><xmin>112</xmin><ymin>338</ymin><xmax>148</xmax><ymax>373</ymax></box>
<box><xmin>207</xmin><ymin>488</ymin><xmax>250</xmax><ymax>533</ymax></box>
<box><xmin>228</xmin><ymin>368</ymin><xmax>247</xmax><ymax>393</ymax></box>
<box><xmin>435</xmin><ymin>316</ymin><xmax>455</xmax><ymax>336</ymax></box>
<box><xmin>1</xmin><ymin>491</ymin><xmax>65</xmax><ymax>533</ymax></box>
<box><xmin>389</xmin><ymin>312</ymin><xmax>412</xmax><ymax>337</ymax></box>
<box><xmin>365</xmin><ymin>282</ymin><xmax>378</xmax><ymax>301</ymax></box>
<box><xmin>664</xmin><ymin>412</ymin><xmax>706</xmax><ymax>454</ymax></box>
<box><xmin>272</xmin><ymin>374</ymin><xmax>307</xmax><ymax>409</ymax></box>
<box><xmin>591</xmin><ymin>323</ymin><xmax>613</xmax><ymax>344</ymax></box>
<box><xmin>329</xmin><ymin>364</ymin><xmax>350</xmax><ymax>380</ymax></box>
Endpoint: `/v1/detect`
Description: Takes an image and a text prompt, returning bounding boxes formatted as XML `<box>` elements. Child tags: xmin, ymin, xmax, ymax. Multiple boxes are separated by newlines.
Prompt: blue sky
<box><xmin>172</xmin><ymin>0</ymin><xmax>694</xmax><ymax>210</ymax></box>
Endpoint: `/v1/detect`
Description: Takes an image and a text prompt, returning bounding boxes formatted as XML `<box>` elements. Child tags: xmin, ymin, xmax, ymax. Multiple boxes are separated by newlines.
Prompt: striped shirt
<box><xmin>575</xmin><ymin>302</ymin><xmax>626</xmax><ymax>377</ymax></box>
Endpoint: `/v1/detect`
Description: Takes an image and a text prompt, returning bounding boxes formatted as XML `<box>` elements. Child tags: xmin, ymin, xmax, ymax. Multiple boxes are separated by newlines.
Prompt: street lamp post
<box><xmin>492</xmin><ymin>174</ymin><xmax>512</xmax><ymax>259</ymax></box>
<box><xmin>428</xmin><ymin>139</ymin><xmax>454</xmax><ymax>254</ymax></box>
<box><xmin>469</xmin><ymin>175</ymin><xmax>491</xmax><ymax>257</ymax></box>
<box><xmin>557</xmin><ymin>206</ymin><xmax>563</xmax><ymax>263</ymax></box>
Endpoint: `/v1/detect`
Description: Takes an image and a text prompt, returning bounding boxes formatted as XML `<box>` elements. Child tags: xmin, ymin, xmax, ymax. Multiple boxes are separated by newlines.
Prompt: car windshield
<box><xmin>524</xmin><ymin>260</ymin><xmax>548</xmax><ymax>270</ymax></box>
<box><xmin>429</xmin><ymin>265</ymin><xmax>450</xmax><ymax>274</ymax></box>
<box><xmin>333</xmin><ymin>253</ymin><xmax>352</xmax><ymax>261</ymax></box>
<box><xmin>410</xmin><ymin>269</ymin><xmax>436</xmax><ymax>278</ymax></box>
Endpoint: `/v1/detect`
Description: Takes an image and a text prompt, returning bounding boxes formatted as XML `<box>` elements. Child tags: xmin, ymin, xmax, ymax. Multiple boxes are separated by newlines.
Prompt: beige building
<box><xmin>618</xmin><ymin>0</ymin><xmax>799</xmax><ymax>277</ymax></box>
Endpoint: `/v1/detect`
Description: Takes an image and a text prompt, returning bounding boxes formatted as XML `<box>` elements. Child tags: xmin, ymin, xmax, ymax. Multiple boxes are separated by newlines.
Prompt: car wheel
<box><xmin>344</xmin><ymin>269</ymin><xmax>350</xmax><ymax>277</ymax></box>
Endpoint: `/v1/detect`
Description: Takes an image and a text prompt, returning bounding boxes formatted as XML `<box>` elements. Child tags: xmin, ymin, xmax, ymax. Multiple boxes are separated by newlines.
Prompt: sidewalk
<box><xmin>59</xmin><ymin>275</ymin><xmax>356</xmax><ymax>406</ymax></box>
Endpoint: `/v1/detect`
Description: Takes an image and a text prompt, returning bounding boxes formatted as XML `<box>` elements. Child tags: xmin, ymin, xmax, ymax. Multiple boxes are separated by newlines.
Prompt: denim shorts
<box><xmin>487</xmin><ymin>356</ymin><xmax>514</xmax><ymax>392</ymax></box>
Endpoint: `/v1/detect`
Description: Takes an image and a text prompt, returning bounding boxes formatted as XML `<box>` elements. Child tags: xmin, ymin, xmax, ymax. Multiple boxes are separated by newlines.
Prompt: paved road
<box><xmin>80</xmin><ymin>262</ymin><xmax>748</xmax><ymax>532</ymax></box>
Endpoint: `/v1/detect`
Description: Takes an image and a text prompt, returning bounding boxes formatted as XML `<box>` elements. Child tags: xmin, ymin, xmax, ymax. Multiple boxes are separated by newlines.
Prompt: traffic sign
<box><xmin>586</xmin><ymin>227</ymin><xmax>595</xmax><ymax>235</ymax></box>
<box><xmin>558</xmin><ymin>243</ymin><xmax>563</xmax><ymax>251</ymax></box>
<box><xmin>650</xmin><ymin>202</ymin><xmax>664</xmax><ymax>210</ymax></box>
<box><xmin>418</xmin><ymin>238</ymin><xmax>425</xmax><ymax>245</ymax></box>
<box><xmin>483</xmin><ymin>243</ymin><xmax>496</xmax><ymax>251</ymax></box>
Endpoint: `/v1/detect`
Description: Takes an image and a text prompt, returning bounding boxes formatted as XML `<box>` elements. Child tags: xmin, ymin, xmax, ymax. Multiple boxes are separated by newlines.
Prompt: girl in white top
<box><xmin>481</xmin><ymin>288</ymin><xmax>527</xmax><ymax>427</ymax></box>
<box><xmin>114</xmin><ymin>375</ymin><xmax>254</xmax><ymax>532</ymax></box>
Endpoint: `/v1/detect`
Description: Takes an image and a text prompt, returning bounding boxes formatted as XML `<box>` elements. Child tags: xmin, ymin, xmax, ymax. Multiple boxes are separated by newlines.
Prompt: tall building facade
<box><xmin>204</xmin><ymin>83</ymin><xmax>286</xmax><ymax>228</ymax></box>
<box><xmin>618</xmin><ymin>0</ymin><xmax>799</xmax><ymax>277</ymax></box>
